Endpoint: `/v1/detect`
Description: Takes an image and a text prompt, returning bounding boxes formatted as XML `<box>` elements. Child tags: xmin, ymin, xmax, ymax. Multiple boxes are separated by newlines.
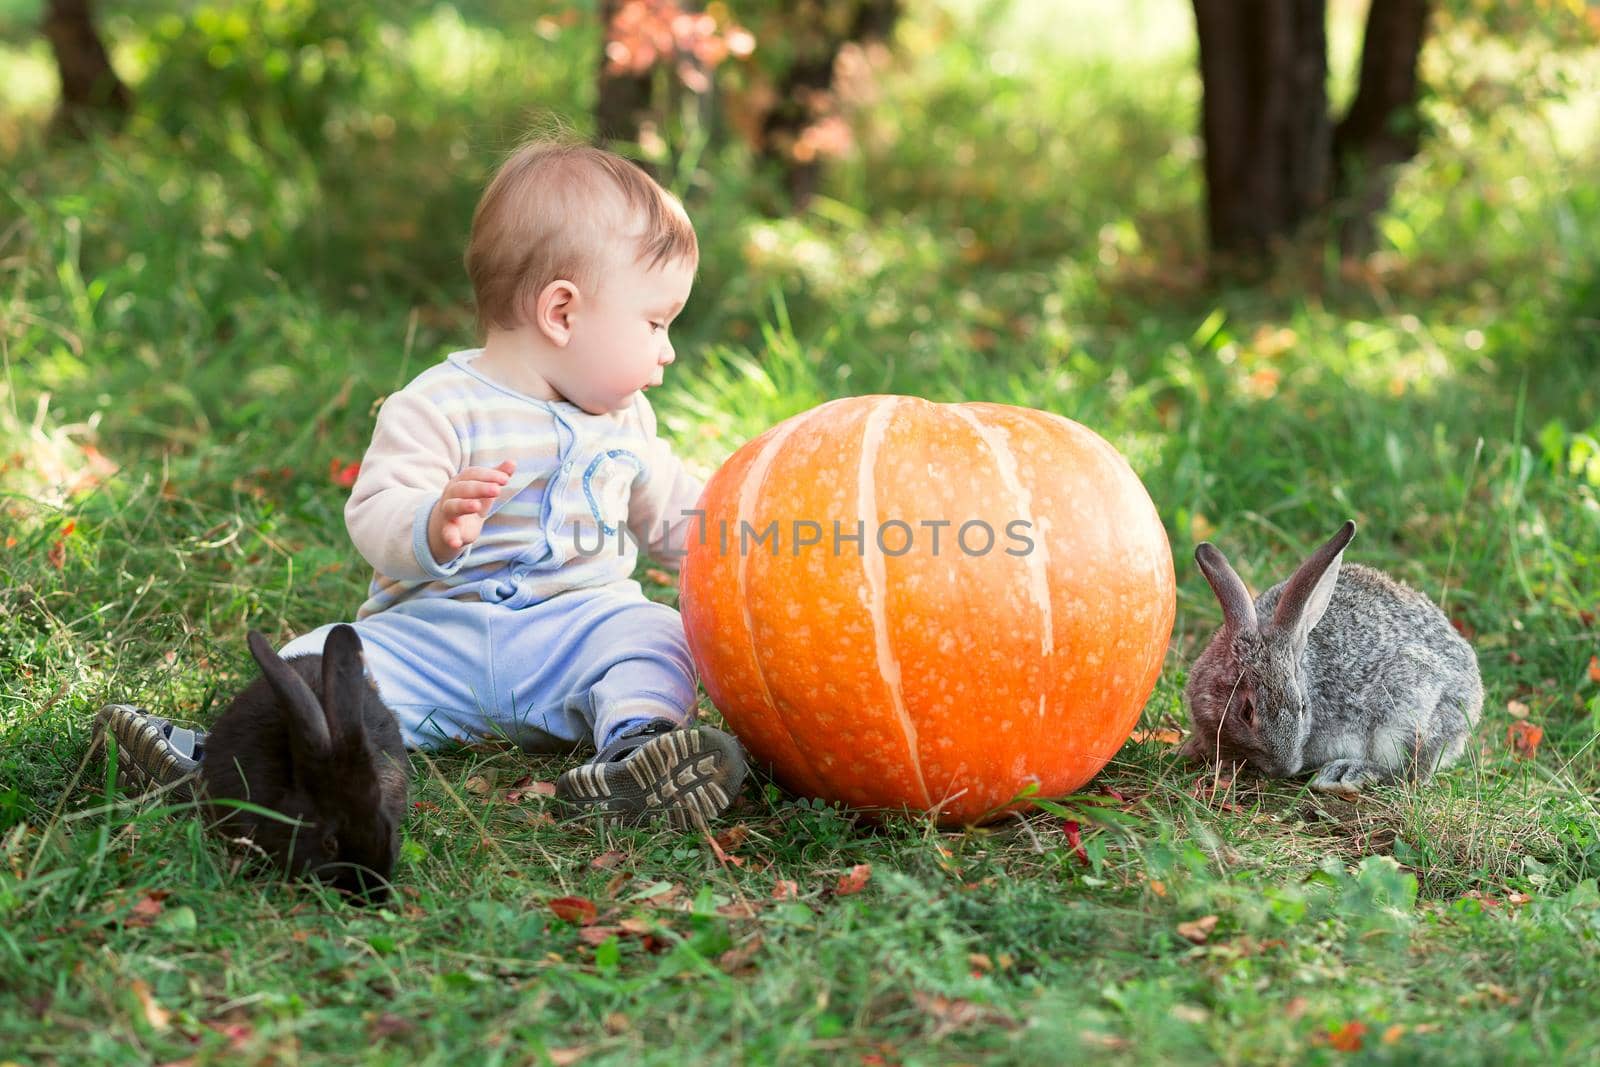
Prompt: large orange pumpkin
<box><xmin>679</xmin><ymin>395</ymin><xmax>1174</xmax><ymax>825</ymax></box>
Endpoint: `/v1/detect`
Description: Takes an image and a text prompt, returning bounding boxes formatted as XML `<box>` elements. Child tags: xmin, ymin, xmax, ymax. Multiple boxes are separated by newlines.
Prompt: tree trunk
<box><xmin>595</xmin><ymin>0</ymin><xmax>655</xmax><ymax>148</ymax></box>
<box><xmin>42</xmin><ymin>0</ymin><xmax>130</xmax><ymax>136</ymax></box>
<box><xmin>759</xmin><ymin>0</ymin><xmax>899</xmax><ymax>209</ymax></box>
<box><xmin>1332</xmin><ymin>0</ymin><xmax>1431</xmax><ymax>249</ymax></box>
<box><xmin>1192</xmin><ymin>0</ymin><xmax>1329</xmax><ymax>257</ymax></box>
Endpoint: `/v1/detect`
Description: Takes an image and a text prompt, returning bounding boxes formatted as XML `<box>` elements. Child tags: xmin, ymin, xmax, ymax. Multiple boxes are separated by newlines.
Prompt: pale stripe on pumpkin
<box><xmin>858</xmin><ymin>396</ymin><xmax>933</xmax><ymax>810</ymax></box>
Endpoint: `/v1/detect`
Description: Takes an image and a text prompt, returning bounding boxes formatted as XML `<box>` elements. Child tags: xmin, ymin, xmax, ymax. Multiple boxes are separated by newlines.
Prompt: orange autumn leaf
<box><xmin>772</xmin><ymin>879</ymin><xmax>800</xmax><ymax>900</ymax></box>
<box><xmin>705</xmin><ymin>829</ymin><xmax>746</xmax><ymax>868</ymax></box>
<box><xmin>129</xmin><ymin>980</ymin><xmax>171</xmax><ymax>1031</ymax></box>
<box><xmin>1327</xmin><ymin>1021</ymin><xmax>1368</xmax><ymax>1052</ymax></box>
<box><xmin>835</xmin><ymin>864</ymin><xmax>872</xmax><ymax>895</ymax></box>
<box><xmin>1175</xmin><ymin>914</ymin><xmax>1218</xmax><ymax>944</ymax></box>
<box><xmin>1588</xmin><ymin>655</ymin><xmax>1600</xmax><ymax>685</ymax></box>
<box><xmin>1130</xmin><ymin>728</ymin><xmax>1183</xmax><ymax>745</ymax></box>
<box><xmin>549</xmin><ymin>896</ymin><xmax>599</xmax><ymax>926</ymax></box>
<box><xmin>1507</xmin><ymin>721</ymin><xmax>1543</xmax><ymax>759</ymax></box>
<box><xmin>47</xmin><ymin>519</ymin><xmax>76</xmax><ymax>570</ymax></box>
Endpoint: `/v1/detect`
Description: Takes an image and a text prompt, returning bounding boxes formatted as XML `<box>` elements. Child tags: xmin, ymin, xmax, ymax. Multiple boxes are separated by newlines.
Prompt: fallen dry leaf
<box><xmin>1506</xmin><ymin>699</ymin><xmax>1530</xmax><ymax>720</ymax></box>
<box><xmin>547</xmin><ymin>1047</ymin><xmax>591</xmax><ymax>1066</ymax></box>
<box><xmin>717</xmin><ymin>934</ymin><xmax>765</xmax><ymax>975</ymax></box>
<box><xmin>714</xmin><ymin>824</ymin><xmax>751</xmax><ymax>851</ymax></box>
<box><xmin>1507</xmin><ymin>721</ymin><xmax>1543</xmax><ymax>759</ymax></box>
<box><xmin>506</xmin><ymin>779</ymin><xmax>556</xmax><ymax>802</ymax></box>
<box><xmin>835</xmin><ymin>864</ymin><xmax>872</xmax><ymax>896</ymax></box>
<box><xmin>1189</xmin><ymin>776</ymin><xmax>1242</xmax><ymax>813</ymax></box>
<box><xmin>633</xmin><ymin>882</ymin><xmax>686</xmax><ymax>909</ymax></box>
<box><xmin>1130</xmin><ymin>728</ymin><xmax>1183</xmax><ymax>745</ymax></box>
<box><xmin>1588</xmin><ymin>655</ymin><xmax>1600</xmax><ymax>685</ymax></box>
<box><xmin>705</xmin><ymin>830</ymin><xmax>745</xmax><ymax>868</ymax></box>
<box><xmin>202</xmin><ymin>1018</ymin><xmax>254</xmax><ymax>1052</ymax></box>
<box><xmin>590</xmin><ymin>851</ymin><xmax>627</xmax><ymax>871</ymax></box>
<box><xmin>549</xmin><ymin>896</ymin><xmax>598</xmax><ymax>926</ymax></box>
<box><xmin>1176</xmin><ymin>914</ymin><xmax>1219</xmax><ymax>944</ymax></box>
<box><xmin>368</xmin><ymin>1012</ymin><xmax>413</xmax><ymax>1041</ymax></box>
<box><xmin>578</xmin><ymin>925</ymin><xmax>624</xmax><ymax>946</ymax></box>
<box><xmin>1326</xmin><ymin>1021</ymin><xmax>1368</xmax><ymax>1052</ymax></box>
<box><xmin>464</xmin><ymin>775</ymin><xmax>492</xmax><ymax>796</ymax></box>
<box><xmin>129</xmin><ymin>980</ymin><xmax>171</xmax><ymax>1031</ymax></box>
<box><xmin>126</xmin><ymin>890</ymin><xmax>169</xmax><ymax>928</ymax></box>
<box><xmin>771</xmin><ymin>879</ymin><xmax>799</xmax><ymax>901</ymax></box>
<box><xmin>1382</xmin><ymin>1024</ymin><xmax>1406</xmax><ymax>1045</ymax></box>
<box><xmin>1063</xmin><ymin>820</ymin><xmax>1089</xmax><ymax>866</ymax></box>
<box><xmin>912</xmin><ymin>991</ymin><xmax>1017</xmax><ymax>1038</ymax></box>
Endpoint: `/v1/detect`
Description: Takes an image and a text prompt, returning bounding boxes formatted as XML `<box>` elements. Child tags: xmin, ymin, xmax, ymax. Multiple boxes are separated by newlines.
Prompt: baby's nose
<box><xmin>659</xmin><ymin>342</ymin><xmax>676</xmax><ymax>365</ymax></box>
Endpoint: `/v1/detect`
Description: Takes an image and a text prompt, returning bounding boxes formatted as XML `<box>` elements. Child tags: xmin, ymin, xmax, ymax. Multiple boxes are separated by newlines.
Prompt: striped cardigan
<box><xmin>345</xmin><ymin>350</ymin><xmax>704</xmax><ymax>618</ymax></box>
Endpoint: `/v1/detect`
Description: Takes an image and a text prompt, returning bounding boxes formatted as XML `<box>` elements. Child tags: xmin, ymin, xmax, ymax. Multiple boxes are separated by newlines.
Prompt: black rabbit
<box><xmin>201</xmin><ymin>625</ymin><xmax>409</xmax><ymax>900</ymax></box>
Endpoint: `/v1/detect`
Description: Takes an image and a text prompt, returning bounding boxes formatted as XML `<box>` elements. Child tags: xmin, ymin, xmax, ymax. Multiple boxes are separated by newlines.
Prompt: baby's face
<box><xmin>559</xmin><ymin>249</ymin><xmax>695</xmax><ymax>415</ymax></box>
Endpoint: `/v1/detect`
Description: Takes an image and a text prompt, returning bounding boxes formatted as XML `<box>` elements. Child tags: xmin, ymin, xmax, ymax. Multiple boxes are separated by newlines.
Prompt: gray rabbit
<box><xmin>1181</xmin><ymin>520</ymin><xmax>1483</xmax><ymax>793</ymax></box>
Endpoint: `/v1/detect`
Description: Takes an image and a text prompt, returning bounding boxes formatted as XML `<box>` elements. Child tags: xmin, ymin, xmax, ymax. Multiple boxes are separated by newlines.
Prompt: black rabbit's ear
<box><xmin>1195</xmin><ymin>542</ymin><xmax>1257</xmax><ymax>632</ymax></box>
<box><xmin>247</xmin><ymin>630</ymin><xmax>332</xmax><ymax>759</ymax></box>
<box><xmin>320</xmin><ymin>624</ymin><xmax>369</xmax><ymax>748</ymax></box>
<box><xmin>1272</xmin><ymin>520</ymin><xmax>1356</xmax><ymax>646</ymax></box>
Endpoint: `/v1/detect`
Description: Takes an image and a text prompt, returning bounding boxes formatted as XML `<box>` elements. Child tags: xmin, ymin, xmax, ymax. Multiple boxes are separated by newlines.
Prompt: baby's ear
<box><xmin>533</xmin><ymin>279</ymin><xmax>580</xmax><ymax>345</ymax></box>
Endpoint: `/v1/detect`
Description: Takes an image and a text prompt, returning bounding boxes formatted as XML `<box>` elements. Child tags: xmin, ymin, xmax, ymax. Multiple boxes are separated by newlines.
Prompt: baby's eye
<box><xmin>649</xmin><ymin>321</ymin><xmax>665</xmax><ymax>333</ymax></box>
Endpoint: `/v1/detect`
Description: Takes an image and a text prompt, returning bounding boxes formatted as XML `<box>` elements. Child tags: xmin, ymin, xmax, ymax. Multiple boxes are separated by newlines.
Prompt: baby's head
<box><xmin>466</xmin><ymin>141</ymin><xmax>698</xmax><ymax>414</ymax></box>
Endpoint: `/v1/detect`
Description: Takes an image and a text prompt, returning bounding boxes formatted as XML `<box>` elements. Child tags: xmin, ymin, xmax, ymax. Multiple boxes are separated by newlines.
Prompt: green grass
<box><xmin>4</xmin><ymin>1</ymin><xmax>1600</xmax><ymax>1063</ymax></box>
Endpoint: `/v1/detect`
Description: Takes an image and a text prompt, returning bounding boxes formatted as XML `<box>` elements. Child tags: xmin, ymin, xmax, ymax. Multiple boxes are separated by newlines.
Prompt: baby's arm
<box><xmin>628</xmin><ymin>395</ymin><xmax>705</xmax><ymax>572</ymax></box>
<box><xmin>346</xmin><ymin>389</ymin><xmax>493</xmax><ymax>578</ymax></box>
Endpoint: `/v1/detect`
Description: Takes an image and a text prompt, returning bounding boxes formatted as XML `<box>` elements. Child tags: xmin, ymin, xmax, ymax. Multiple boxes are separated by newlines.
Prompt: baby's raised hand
<box><xmin>427</xmin><ymin>460</ymin><xmax>516</xmax><ymax>563</ymax></box>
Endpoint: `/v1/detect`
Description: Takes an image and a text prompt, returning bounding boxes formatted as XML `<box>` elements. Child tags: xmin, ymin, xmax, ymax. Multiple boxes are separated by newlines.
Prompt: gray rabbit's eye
<box><xmin>322</xmin><ymin>834</ymin><xmax>340</xmax><ymax>857</ymax></box>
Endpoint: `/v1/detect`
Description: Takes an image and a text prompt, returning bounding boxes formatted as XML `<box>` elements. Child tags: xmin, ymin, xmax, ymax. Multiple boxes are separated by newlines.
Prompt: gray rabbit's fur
<box><xmin>201</xmin><ymin>625</ymin><xmax>408</xmax><ymax>900</ymax></box>
<box><xmin>1181</xmin><ymin>520</ymin><xmax>1483</xmax><ymax>793</ymax></box>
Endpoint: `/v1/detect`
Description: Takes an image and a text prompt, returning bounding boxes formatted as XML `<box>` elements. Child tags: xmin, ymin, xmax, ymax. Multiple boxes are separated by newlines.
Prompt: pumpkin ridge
<box><xmin>734</xmin><ymin>404</ymin><xmax>828</xmax><ymax>796</ymax></box>
<box><xmin>948</xmin><ymin>404</ymin><xmax>1055</xmax><ymax>666</ymax></box>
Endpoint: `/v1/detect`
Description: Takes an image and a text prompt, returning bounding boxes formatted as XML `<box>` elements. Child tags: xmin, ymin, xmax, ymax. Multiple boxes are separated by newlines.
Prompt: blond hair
<box><xmin>465</xmin><ymin>141</ymin><xmax>699</xmax><ymax>331</ymax></box>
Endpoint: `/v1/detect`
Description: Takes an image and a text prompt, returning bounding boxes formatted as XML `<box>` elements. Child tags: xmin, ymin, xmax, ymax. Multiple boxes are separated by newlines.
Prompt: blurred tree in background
<box><xmin>41</xmin><ymin>0</ymin><xmax>129</xmax><ymax>134</ymax></box>
<box><xmin>598</xmin><ymin>0</ymin><xmax>898</xmax><ymax>208</ymax></box>
<box><xmin>16</xmin><ymin>0</ymin><xmax>1600</xmax><ymax>275</ymax></box>
<box><xmin>1192</xmin><ymin>0</ymin><xmax>1599</xmax><ymax>262</ymax></box>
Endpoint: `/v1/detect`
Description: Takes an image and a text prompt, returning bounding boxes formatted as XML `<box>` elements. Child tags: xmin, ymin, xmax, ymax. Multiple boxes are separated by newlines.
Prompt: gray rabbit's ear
<box><xmin>1272</xmin><ymin>520</ymin><xmax>1356</xmax><ymax>646</ymax></box>
<box><xmin>1195</xmin><ymin>542</ymin><xmax>1257</xmax><ymax>632</ymax></box>
<box><xmin>247</xmin><ymin>630</ymin><xmax>332</xmax><ymax>759</ymax></box>
<box><xmin>320</xmin><ymin>624</ymin><xmax>368</xmax><ymax>749</ymax></box>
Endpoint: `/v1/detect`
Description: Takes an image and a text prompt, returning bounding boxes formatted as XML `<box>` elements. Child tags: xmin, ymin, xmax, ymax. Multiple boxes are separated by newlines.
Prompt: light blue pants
<box><xmin>277</xmin><ymin>583</ymin><xmax>698</xmax><ymax>752</ymax></box>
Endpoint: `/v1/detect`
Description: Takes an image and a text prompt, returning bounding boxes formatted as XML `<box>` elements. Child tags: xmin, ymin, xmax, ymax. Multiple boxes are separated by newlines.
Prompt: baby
<box><xmin>101</xmin><ymin>141</ymin><xmax>747</xmax><ymax>825</ymax></box>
